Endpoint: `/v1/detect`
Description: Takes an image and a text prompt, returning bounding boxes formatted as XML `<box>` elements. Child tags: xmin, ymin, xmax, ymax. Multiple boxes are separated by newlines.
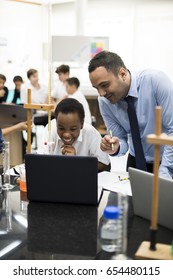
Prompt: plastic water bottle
<box><xmin>100</xmin><ymin>206</ymin><xmax>121</xmax><ymax>252</ymax></box>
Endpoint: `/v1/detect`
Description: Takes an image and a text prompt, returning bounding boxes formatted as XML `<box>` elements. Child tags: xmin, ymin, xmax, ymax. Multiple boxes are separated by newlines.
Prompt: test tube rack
<box><xmin>135</xmin><ymin>106</ymin><xmax>173</xmax><ymax>260</ymax></box>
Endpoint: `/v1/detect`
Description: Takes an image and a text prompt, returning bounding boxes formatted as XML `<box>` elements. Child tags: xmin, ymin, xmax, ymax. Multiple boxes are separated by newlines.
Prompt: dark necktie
<box><xmin>126</xmin><ymin>96</ymin><xmax>147</xmax><ymax>171</ymax></box>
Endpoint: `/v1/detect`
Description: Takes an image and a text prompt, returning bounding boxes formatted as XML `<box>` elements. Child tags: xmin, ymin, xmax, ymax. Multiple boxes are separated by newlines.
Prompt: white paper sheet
<box><xmin>98</xmin><ymin>171</ymin><xmax>132</xmax><ymax>196</ymax></box>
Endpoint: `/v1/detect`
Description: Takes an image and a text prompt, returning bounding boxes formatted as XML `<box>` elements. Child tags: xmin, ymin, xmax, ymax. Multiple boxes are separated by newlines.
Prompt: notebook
<box><xmin>129</xmin><ymin>167</ymin><xmax>173</xmax><ymax>230</ymax></box>
<box><xmin>0</xmin><ymin>104</ymin><xmax>28</xmax><ymax>127</ymax></box>
<box><xmin>25</xmin><ymin>154</ymin><xmax>103</xmax><ymax>205</ymax></box>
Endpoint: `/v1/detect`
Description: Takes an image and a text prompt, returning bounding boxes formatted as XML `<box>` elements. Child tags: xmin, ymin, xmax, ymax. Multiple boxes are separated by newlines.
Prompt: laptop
<box><xmin>25</xmin><ymin>154</ymin><xmax>103</xmax><ymax>205</ymax></box>
<box><xmin>129</xmin><ymin>167</ymin><xmax>173</xmax><ymax>230</ymax></box>
<box><xmin>0</xmin><ymin>104</ymin><xmax>28</xmax><ymax>127</ymax></box>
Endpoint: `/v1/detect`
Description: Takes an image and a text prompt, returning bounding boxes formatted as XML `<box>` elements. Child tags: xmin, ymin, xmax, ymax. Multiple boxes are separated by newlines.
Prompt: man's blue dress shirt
<box><xmin>98</xmin><ymin>69</ymin><xmax>173</xmax><ymax>178</ymax></box>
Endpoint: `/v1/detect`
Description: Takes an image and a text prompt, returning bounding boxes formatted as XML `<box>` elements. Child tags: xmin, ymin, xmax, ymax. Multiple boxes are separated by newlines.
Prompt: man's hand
<box><xmin>0</xmin><ymin>89</ymin><xmax>5</xmax><ymax>98</ymax></box>
<box><xmin>61</xmin><ymin>145</ymin><xmax>76</xmax><ymax>156</ymax></box>
<box><xmin>101</xmin><ymin>135</ymin><xmax>120</xmax><ymax>155</ymax></box>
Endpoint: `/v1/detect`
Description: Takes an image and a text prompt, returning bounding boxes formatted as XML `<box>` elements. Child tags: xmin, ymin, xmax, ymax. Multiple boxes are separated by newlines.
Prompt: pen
<box><xmin>118</xmin><ymin>176</ymin><xmax>129</xmax><ymax>181</ymax></box>
<box><xmin>109</xmin><ymin>130</ymin><xmax>114</xmax><ymax>151</ymax></box>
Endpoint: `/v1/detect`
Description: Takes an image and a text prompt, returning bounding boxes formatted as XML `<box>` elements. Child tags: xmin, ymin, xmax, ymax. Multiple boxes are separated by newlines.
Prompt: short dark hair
<box><xmin>13</xmin><ymin>76</ymin><xmax>23</xmax><ymax>83</ymax></box>
<box><xmin>55</xmin><ymin>98</ymin><xmax>85</xmax><ymax>123</ymax></box>
<box><xmin>88</xmin><ymin>51</ymin><xmax>126</xmax><ymax>76</ymax></box>
<box><xmin>66</xmin><ymin>77</ymin><xmax>80</xmax><ymax>89</ymax></box>
<box><xmin>27</xmin><ymin>69</ymin><xmax>38</xmax><ymax>79</ymax></box>
<box><xmin>0</xmin><ymin>74</ymin><xmax>6</xmax><ymax>82</ymax></box>
<box><xmin>55</xmin><ymin>64</ymin><xmax>70</xmax><ymax>74</ymax></box>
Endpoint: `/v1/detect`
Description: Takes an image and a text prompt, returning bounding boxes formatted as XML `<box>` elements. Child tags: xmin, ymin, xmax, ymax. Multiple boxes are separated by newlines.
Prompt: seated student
<box><xmin>38</xmin><ymin>99</ymin><xmax>110</xmax><ymax>172</ymax></box>
<box><xmin>65</xmin><ymin>77</ymin><xmax>92</xmax><ymax>124</ymax></box>
<box><xmin>20</xmin><ymin>69</ymin><xmax>47</xmax><ymax>104</ymax></box>
<box><xmin>0</xmin><ymin>74</ymin><xmax>8</xmax><ymax>103</ymax></box>
<box><xmin>11</xmin><ymin>76</ymin><xmax>23</xmax><ymax>104</ymax></box>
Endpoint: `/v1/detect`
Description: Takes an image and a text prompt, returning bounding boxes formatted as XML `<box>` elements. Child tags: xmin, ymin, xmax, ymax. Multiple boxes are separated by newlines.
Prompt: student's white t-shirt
<box><xmin>68</xmin><ymin>90</ymin><xmax>92</xmax><ymax>124</ymax></box>
<box><xmin>20</xmin><ymin>82</ymin><xmax>48</xmax><ymax>104</ymax></box>
<box><xmin>51</xmin><ymin>81</ymin><xmax>67</xmax><ymax>100</ymax></box>
<box><xmin>37</xmin><ymin>119</ymin><xmax>110</xmax><ymax>166</ymax></box>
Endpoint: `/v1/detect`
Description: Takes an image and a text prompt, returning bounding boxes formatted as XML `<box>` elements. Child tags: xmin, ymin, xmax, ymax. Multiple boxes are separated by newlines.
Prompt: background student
<box><xmin>20</xmin><ymin>69</ymin><xmax>47</xmax><ymax>104</ymax></box>
<box><xmin>38</xmin><ymin>99</ymin><xmax>110</xmax><ymax>172</ymax></box>
<box><xmin>51</xmin><ymin>64</ymin><xmax>70</xmax><ymax>103</ymax></box>
<box><xmin>65</xmin><ymin>77</ymin><xmax>92</xmax><ymax>124</ymax></box>
<box><xmin>11</xmin><ymin>75</ymin><xmax>24</xmax><ymax>104</ymax></box>
<box><xmin>0</xmin><ymin>74</ymin><xmax>8</xmax><ymax>103</ymax></box>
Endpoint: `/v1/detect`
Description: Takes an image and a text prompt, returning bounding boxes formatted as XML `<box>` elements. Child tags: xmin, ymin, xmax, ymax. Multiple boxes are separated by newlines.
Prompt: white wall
<box><xmin>1</xmin><ymin>0</ymin><xmax>173</xmax><ymax>89</ymax></box>
<box><xmin>52</xmin><ymin>0</ymin><xmax>173</xmax><ymax>82</ymax></box>
<box><xmin>0</xmin><ymin>0</ymin><xmax>47</xmax><ymax>88</ymax></box>
<box><xmin>52</xmin><ymin>2</ymin><xmax>76</xmax><ymax>36</ymax></box>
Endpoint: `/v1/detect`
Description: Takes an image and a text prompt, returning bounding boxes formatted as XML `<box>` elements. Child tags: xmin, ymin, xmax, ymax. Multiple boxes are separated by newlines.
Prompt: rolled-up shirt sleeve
<box><xmin>98</xmin><ymin>97</ymin><xmax>128</xmax><ymax>156</ymax></box>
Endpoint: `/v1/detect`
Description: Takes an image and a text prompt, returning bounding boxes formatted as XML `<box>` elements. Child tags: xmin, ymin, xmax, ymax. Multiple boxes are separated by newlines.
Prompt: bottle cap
<box><xmin>103</xmin><ymin>206</ymin><xmax>120</xmax><ymax>220</ymax></box>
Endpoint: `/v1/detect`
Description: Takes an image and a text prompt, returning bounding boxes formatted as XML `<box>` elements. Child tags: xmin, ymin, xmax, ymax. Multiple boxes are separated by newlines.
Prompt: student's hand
<box><xmin>101</xmin><ymin>135</ymin><xmax>120</xmax><ymax>155</ymax></box>
<box><xmin>0</xmin><ymin>89</ymin><xmax>5</xmax><ymax>98</ymax></box>
<box><xmin>61</xmin><ymin>145</ymin><xmax>76</xmax><ymax>156</ymax></box>
<box><xmin>15</xmin><ymin>121</ymin><xmax>28</xmax><ymax>131</ymax></box>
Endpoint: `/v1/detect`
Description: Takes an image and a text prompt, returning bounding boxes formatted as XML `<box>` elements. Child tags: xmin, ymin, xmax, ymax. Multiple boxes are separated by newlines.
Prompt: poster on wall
<box><xmin>90</xmin><ymin>39</ymin><xmax>106</xmax><ymax>58</ymax></box>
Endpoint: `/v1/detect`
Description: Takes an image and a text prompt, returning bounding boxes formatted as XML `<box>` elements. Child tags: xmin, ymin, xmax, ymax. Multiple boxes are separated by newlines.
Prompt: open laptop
<box><xmin>0</xmin><ymin>104</ymin><xmax>28</xmax><ymax>127</ymax></box>
<box><xmin>25</xmin><ymin>154</ymin><xmax>102</xmax><ymax>205</ymax></box>
<box><xmin>129</xmin><ymin>167</ymin><xmax>173</xmax><ymax>230</ymax></box>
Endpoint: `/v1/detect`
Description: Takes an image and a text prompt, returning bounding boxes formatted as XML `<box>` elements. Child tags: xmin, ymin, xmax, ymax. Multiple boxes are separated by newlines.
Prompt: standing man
<box><xmin>88</xmin><ymin>51</ymin><xmax>173</xmax><ymax>178</ymax></box>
